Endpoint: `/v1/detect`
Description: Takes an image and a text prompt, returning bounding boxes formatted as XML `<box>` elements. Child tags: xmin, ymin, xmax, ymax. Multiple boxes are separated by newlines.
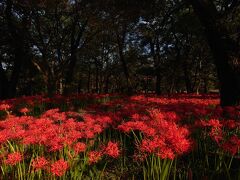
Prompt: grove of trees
<box><xmin>0</xmin><ymin>0</ymin><xmax>239</xmax><ymax>106</ymax></box>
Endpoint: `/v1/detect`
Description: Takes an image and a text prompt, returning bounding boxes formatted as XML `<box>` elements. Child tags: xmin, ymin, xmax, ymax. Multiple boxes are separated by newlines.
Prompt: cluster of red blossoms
<box><xmin>87</xmin><ymin>141</ymin><xmax>120</xmax><ymax>164</ymax></box>
<box><xmin>195</xmin><ymin>118</ymin><xmax>240</xmax><ymax>156</ymax></box>
<box><xmin>0</xmin><ymin>93</ymin><xmax>240</xmax><ymax>177</ymax></box>
<box><xmin>118</xmin><ymin>110</ymin><xmax>192</xmax><ymax>160</ymax></box>
<box><xmin>31</xmin><ymin>157</ymin><xmax>69</xmax><ymax>176</ymax></box>
<box><xmin>0</xmin><ymin>108</ymin><xmax>109</xmax><ymax>151</ymax></box>
<box><xmin>0</xmin><ymin>101</ymin><xmax>121</xmax><ymax>176</ymax></box>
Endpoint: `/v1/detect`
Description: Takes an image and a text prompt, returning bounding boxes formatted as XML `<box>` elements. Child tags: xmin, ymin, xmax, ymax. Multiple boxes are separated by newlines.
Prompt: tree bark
<box><xmin>189</xmin><ymin>0</ymin><xmax>240</xmax><ymax>106</ymax></box>
<box><xmin>150</xmin><ymin>39</ymin><xmax>162</xmax><ymax>95</ymax></box>
<box><xmin>64</xmin><ymin>20</ymin><xmax>88</xmax><ymax>95</ymax></box>
<box><xmin>5</xmin><ymin>0</ymin><xmax>29</xmax><ymax>98</ymax></box>
<box><xmin>87</xmin><ymin>65</ymin><xmax>91</xmax><ymax>93</ymax></box>
<box><xmin>94</xmin><ymin>58</ymin><xmax>99</xmax><ymax>93</ymax></box>
<box><xmin>116</xmin><ymin>30</ymin><xmax>133</xmax><ymax>95</ymax></box>
<box><xmin>46</xmin><ymin>73</ymin><xmax>57</xmax><ymax>97</ymax></box>
<box><xmin>155</xmin><ymin>68</ymin><xmax>161</xmax><ymax>95</ymax></box>
<box><xmin>0</xmin><ymin>58</ymin><xmax>9</xmax><ymax>99</ymax></box>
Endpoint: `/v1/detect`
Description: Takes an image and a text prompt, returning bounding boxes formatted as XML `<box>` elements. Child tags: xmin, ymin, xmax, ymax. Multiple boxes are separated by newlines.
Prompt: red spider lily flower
<box><xmin>207</xmin><ymin>119</ymin><xmax>222</xmax><ymax>128</ymax></box>
<box><xmin>0</xmin><ymin>104</ymin><xmax>11</xmax><ymax>111</ymax></box>
<box><xmin>5</xmin><ymin>152</ymin><xmax>23</xmax><ymax>165</ymax></box>
<box><xmin>209</xmin><ymin>127</ymin><xmax>223</xmax><ymax>145</ymax></box>
<box><xmin>165</xmin><ymin>112</ymin><xmax>180</xmax><ymax>122</ymax></box>
<box><xmin>105</xmin><ymin>141</ymin><xmax>120</xmax><ymax>158</ymax></box>
<box><xmin>73</xmin><ymin>142</ymin><xmax>86</xmax><ymax>154</ymax></box>
<box><xmin>222</xmin><ymin>120</ymin><xmax>237</xmax><ymax>129</ymax></box>
<box><xmin>140</xmin><ymin>138</ymin><xmax>163</xmax><ymax>153</ymax></box>
<box><xmin>96</xmin><ymin>116</ymin><xmax>113</xmax><ymax>126</ymax></box>
<box><xmin>194</xmin><ymin>120</ymin><xmax>208</xmax><ymax>128</ymax></box>
<box><xmin>84</xmin><ymin>130</ymin><xmax>95</xmax><ymax>139</ymax></box>
<box><xmin>50</xmin><ymin>159</ymin><xmax>69</xmax><ymax>177</ymax></box>
<box><xmin>0</xmin><ymin>130</ymin><xmax>9</xmax><ymax>144</ymax></box>
<box><xmin>213</xmin><ymin>105</ymin><xmax>223</xmax><ymax>118</ymax></box>
<box><xmin>48</xmin><ymin>140</ymin><xmax>64</xmax><ymax>152</ymax></box>
<box><xmin>32</xmin><ymin>157</ymin><xmax>49</xmax><ymax>171</ymax></box>
<box><xmin>156</xmin><ymin>146</ymin><xmax>175</xmax><ymax>160</ymax></box>
<box><xmin>141</xmin><ymin>127</ymin><xmax>156</xmax><ymax>137</ymax></box>
<box><xmin>88</xmin><ymin>151</ymin><xmax>102</xmax><ymax>164</ymax></box>
<box><xmin>19</xmin><ymin>107</ymin><xmax>29</xmax><ymax>114</ymax></box>
<box><xmin>132</xmin><ymin>113</ymin><xmax>141</xmax><ymax>121</ymax></box>
<box><xmin>222</xmin><ymin>135</ymin><xmax>240</xmax><ymax>155</ymax></box>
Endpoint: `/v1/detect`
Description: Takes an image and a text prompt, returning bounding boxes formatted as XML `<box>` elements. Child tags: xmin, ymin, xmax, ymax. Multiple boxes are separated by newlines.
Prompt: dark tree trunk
<box><xmin>9</xmin><ymin>48</ymin><xmax>25</xmax><ymax>97</ymax></box>
<box><xmin>117</xmin><ymin>31</ymin><xmax>133</xmax><ymax>95</ymax></box>
<box><xmin>0</xmin><ymin>59</ymin><xmax>9</xmax><ymax>99</ymax></box>
<box><xmin>65</xmin><ymin>53</ymin><xmax>77</xmax><ymax>94</ymax></box>
<box><xmin>150</xmin><ymin>40</ymin><xmax>162</xmax><ymax>95</ymax></box>
<box><xmin>104</xmin><ymin>75</ymin><xmax>109</xmax><ymax>93</ymax></box>
<box><xmin>64</xmin><ymin>20</ymin><xmax>88</xmax><ymax>95</ymax></box>
<box><xmin>47</xmin><ymin>83</ymin><xmax>56</xmax><ymax>97</ymax></box>
<box><xmin>155</xmin><ymin>68</ymin><xmax>161</xmax><ymax>95</ymax></box>
<box><xmin>77</xmin><ymin>74</ymin><xmax>82</xmax><ymax>93</ymax></box>
<box><xmin>87</xmin><ymin>66</ymin><xmax>91</xmax><ymax>93</ymax></box>
<box><xmin>189</xmin><ymin>0</ymin><xmax>240</xmax><ymax>106</ymax></box>
<box><xmin>94</xmin><ymin>59</ymin><xmax>99</xmax><ymax>93</ymax></box>
<box><xmin>183</xmin><ymin>63</ymin><xmax>193</xmax><ymax>93</ymax></box>
<box><xmin>203</xmin><ymin>77</ymin><xmax>209</xmax><ymax>94</ymax></box>
<box><xmin>5</xmin><ymin>0</ymin><xmax>30</xmax><ymax>98</ymax></box>
<box><xmin>175</xmin><ymin>34</ymin><xmax>193</xmax><ymax>93</ymax></box>
<box><xmin>41</xmin><ymin>66</ymin><xmax>57</xmax><ymax>97</ymax></box>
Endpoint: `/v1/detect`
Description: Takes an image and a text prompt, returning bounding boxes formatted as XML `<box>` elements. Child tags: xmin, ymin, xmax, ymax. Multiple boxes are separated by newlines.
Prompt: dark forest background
<box><xmin>0</xmin><ymin>0</ymin><xmax>239</xmax><ymax>106</ymax></box>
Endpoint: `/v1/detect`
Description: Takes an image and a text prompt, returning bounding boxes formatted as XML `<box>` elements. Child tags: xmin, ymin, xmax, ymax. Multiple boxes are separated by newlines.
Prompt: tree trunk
<box><xmin>64</xmin><ymin>20</ymin><xmax>88</xmax><ymax>95</ymax></box>
<box><xmin>155</xmin><ymin>68</ymin><xmax>161</xmax><ymax>95</ymax></box>
<box><xmin>9</xmin><ymin>48</ymin><xmax>25</xmax><ymax>97</ymax></box>
<box><xmin>94</xmin><ymin>59</ymin><xmax>99</xmax><ymax>93</ymax></box>
<box><xmin>5</xmin><ymin>0</ymin><xmax>29</xmax><ymax>98</ymax></box>
<box><xmin>47</xmin><ymin>75</ymin><xmax>56</xmax><ymax>97</ymax></box>
<box><xmin>189</xmin><ymin>0</ymin><xmax>240</xmax><ymax>106</ymax></box>
<box><xmin>0</xmin><ymin>59</ymin><xmax>9</xmax><ymax>99</ymax></box>
<box><xmin>183</xmin><ymin>63</ymin><xmax>193</xmax><ymax>93</ymax></box>
<box><xmin>203</xmin><ymin>77</ymin><xmax>209</xmax><ymax>94</ymax></box>
<box><xmin>64</xmin><ymin>53</ymin><xmax>77</xmax><ymax>94</ymax></box>
<box><xmin>150</xmin><ymin>40</ymin><xmax>162</xmax><ymax>95</ymax></box>
<box><xmin>87</xmin><ymin>66</ymin><xmax>91</xmax><ymax>93</ymax></box>
<box><xmin>117</xmin><ymin>31</ymin><xmax>132</xmax><ymax>95</ymax></box>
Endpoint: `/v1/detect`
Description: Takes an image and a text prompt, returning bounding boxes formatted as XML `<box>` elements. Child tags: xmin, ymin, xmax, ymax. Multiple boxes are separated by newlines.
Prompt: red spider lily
<box><xmin>32</xmin><ymin>157</ymin><xmax>49</xmax><ymax>171</ymax></box>
<box><xmin>222</xmin><ymin>135</ymin><xmax>240</xmax><ymax>155</ymax></box>
<box><xmin>104</xmin><ymin>141</ymin><xmax>120</xmax><ymax>158</ymax></box>
<box><xmin>50</xmin><ymin>159</ymin><xmax>69</xmax><ymax>177</ymax></box>
<box><xmin>0</xmin><ymin>104</ymin><xmax>11</xmax><ymax>111</ymax></box>
<box><xmin>140</xmin><ymin>138</ymin><xmax>164</xmax><ymax>153</ymax></box>
<box><xmin>194</xmin><ymin>119</ymin><xmax>222</xmax><ymax>129</ymax></box>
<box><xmin>209</xmin><ymin>127</ymin><xmax>223</xmax><ymax>145</ymax></box>
<box><xmin>207</xmin><ymin>119</ymin><xmax>222</xmax><ymax>128</ymax></box>
<box><xmin>88</xmin><ymin>151</ymin><xmax>102</xmax><ymax>164</ymax></box>
<box><xmin>156</xmin><ymin>146</ymin><xmax>175</xmax><ymax>160</ymax></box>
<box><xmin>0</xmin><ymin>130</ymin><xmax>9</xmax><ymax>144</ymax></box>
<box><xmin>119</xmin><ymin>109</ymin><xmax>192</xmax><ymax>159</ymax></box>
<box><xmin>5</xmin><ymin>152</ymin><xmax>23</xmax><ymax>165</ymax></box>
<box><xmin>19</xmin><ymin>108</ymin><xmax>29</xmax><ymax>114</ymax></box>
<box><xmin>222</xmin><ymin>120</ymin><xmax>238</xmax><ymax>129</ymax></box>
<box><xmin>73</xmin><ymin>142</ymin><xmax>86</xmax><ymax>154</ymax></box>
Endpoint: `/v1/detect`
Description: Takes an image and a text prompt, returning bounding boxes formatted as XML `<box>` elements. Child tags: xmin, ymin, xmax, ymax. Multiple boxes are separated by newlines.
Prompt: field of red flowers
<box><xmin>0</xmin><ymin>93</ymin><xmax>240</xmax><ymax>180</ymax></box>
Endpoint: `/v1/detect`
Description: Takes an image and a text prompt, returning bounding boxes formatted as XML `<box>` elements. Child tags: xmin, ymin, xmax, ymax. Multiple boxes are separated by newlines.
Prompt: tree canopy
<box><xmin>0</xmin><ymin>0</ymin><xmax>239</xmax><ymax>106</ymax></box>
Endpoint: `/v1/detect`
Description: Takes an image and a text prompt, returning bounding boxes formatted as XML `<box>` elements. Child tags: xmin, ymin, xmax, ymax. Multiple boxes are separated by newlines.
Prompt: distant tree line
<box><xmin>0</xmin><ymin>0</ymin><xmax>239</xmax><ymax>106</ymax></box>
